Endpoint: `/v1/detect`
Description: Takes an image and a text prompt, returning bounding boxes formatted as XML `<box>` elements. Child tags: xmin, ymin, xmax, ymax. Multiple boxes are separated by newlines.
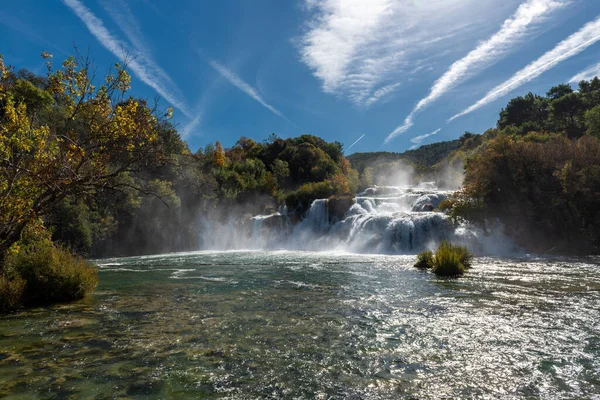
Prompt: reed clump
<box><xmin>414</xmin><ymin>241</ymin><xmax>473</xmax><ymax>277</ymax></box>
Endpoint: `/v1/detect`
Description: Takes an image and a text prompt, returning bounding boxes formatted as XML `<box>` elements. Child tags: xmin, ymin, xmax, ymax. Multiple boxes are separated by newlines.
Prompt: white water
<box><xmin>200</xmin><ymin>184</ymin><xmax>515</xmax><ymax>254</ymax></box>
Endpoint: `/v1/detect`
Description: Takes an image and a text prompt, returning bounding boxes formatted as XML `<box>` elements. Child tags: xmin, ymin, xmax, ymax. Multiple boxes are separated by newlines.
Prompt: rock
<box><xmin>327</xmin><ymin>195</ymin><xmax>355</xmax><ymax>221</ymax></box>
<box><xmin>421</xmin><ymin>203</ymin><xmax>435</xmax><ymax>212</ymax></box>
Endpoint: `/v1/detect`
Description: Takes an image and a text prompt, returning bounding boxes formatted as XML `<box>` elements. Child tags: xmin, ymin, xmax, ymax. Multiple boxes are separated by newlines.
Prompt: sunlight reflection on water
<box><xmin>0</xmin><ymin>251</ymin><xmax>599</xmax><ymax>399</ymax></box>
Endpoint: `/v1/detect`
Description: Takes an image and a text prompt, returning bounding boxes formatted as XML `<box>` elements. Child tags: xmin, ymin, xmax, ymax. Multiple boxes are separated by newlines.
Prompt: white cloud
<box><xmin>415</xmin><ymin>0</ymin><xmax>564</xmax><ymax>114</ymax></box>
<box><xmin>62</xmin><ymin>0</ymin><xmax>192</xmax><ymax>117</ymax></box>
<box><xmin>207</xmin><ymin>59</ymin><xmax>287</xmax><ymax>120</ymax></box>
<box><xmin>364</xmin><ymin>83</ymin><xmax>401</xmax><ymax>107</ymax></box>
<box><xmin>99</xmin><ymin>0</ymin><xmax>175</xmax><ymax>88</ymax></box>
<box><xmin>409</xmin><ymin>128</ymin><xmax>441</xmax><ymax>149</ymax></box>
<box><xmin>570</xmin><ymin>62</ymin><xmax>600</xmax><ymax>83</ymax></box>
<box><xmin>385</xmin><ymin>116</ymin><xmax>415</xmax><ymax>144</ymax></box>
<box><xmin>384</xmin><ymin>0</ymin><xmax>564</xmax><ymax>144</ymax></box>
<box><xmin>299</xmin><ymin>0</ymin><xmax>521</xmax><ymax>107</ymax></box>
<box><xmin>181</xmin><ymin>113</ymin><xmax>203</xmax><ymax>139</ymax></box>
<box><xmin>451</xmin><ymin>15</ymin><xmax>600</xmax><ymax>121</ymax></box>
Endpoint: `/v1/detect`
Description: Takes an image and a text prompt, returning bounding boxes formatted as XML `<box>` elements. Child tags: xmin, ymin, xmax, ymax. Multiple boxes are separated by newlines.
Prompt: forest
<box><xmin>1</xmin><ymin>52</ymin><xmax>600</xmax><ymax>311</ymax></box>
<box><xmin>441</xmin><ymin>81</ymin><xmax>600</xmax><ymax>254</ymax></box>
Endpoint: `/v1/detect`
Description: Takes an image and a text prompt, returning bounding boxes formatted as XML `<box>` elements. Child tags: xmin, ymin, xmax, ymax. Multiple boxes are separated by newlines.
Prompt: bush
<box><xmin>0</xmin><ymin>275</ymin><xmax>25</xmax><ymax>312</ymax></box>
<box><xmin>284</xmin><ymin>180</ymin><xmax>335</xmax><ymax>209</ymax></box>
<box><xmin>414</xmin><ymin>250</ymin><xmax>434</xmax><ymax>269</ymax></box>
<box><xmin>431</xmin><ymin>241</ymin><xmax>474</xmax><ymax>277</ymax></box>
<box><xmin>6</xmin><ymin>243</ymin><xmax>98</xmax><ymax>306</ymax></box>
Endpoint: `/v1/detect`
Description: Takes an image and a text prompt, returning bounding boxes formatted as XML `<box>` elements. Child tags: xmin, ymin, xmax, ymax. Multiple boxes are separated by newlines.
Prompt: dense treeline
<box><xmin>2</xmin><ymin>49</ymin><xmax>600</xmax><ymax>311</ymax></box>
<box><xmin>347</xmin><ymin>135</ymin><xmax>475</xmax><ymax>190</ymax></box>
<box><xmin>0</xmin><ymin>53</ymin><xmax>360</xmax><ymax>261</ymax></box>
<box><xmin>0</xmin><ymin>52</ymin><xmax>361</xmax><ymax>309</ymax></box>
<box><xmin>347</xmin><ymin>139</ymin><xmax>461</xmax><ymax>173</ymax></box>
<box><xmin>443</xmin><ymin>80</ymin><xmax>600</xmax><ymax>254</ymax></box>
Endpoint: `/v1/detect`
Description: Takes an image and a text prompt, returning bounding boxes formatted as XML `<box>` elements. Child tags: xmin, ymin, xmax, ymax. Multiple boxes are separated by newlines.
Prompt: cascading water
<box><xmin>285</xmin><ymin>184</ymin><xmax>457</xmax><ymax>253</ymax></box>
<box><xmin>199</xmin><ymin>183</ymin><xmax>514</xmax><ymax>254</ymax></box>
<box><xmin>217</xmin><ymin>183</ymin><xmax>512</xmax><ymax>254</ymax></box>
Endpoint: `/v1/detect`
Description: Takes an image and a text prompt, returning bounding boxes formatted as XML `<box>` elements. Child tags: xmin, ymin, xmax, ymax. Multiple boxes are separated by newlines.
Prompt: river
<box><xmin>1</xmin><ymin>250</ymin><xmax>599</xmax><ymax>399</ymax></box>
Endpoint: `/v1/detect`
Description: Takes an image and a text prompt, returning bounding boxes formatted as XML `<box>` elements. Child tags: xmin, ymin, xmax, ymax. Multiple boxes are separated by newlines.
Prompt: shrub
<box><xmin>414</xmin><ymin>250</ymin><xmax>434</xmax><ymax>269</ymax></box>
<box><xmin>284</xmin><ymin>180</ymin><xmax>335</xmax><ymax>209</ymax></box>
<box><xmin>452</xmin><ymin>244</ymin><xmax>473</xmax><ymax>269</ymax></box>
<box><xmin>0</xmin><ymin>275</ymin><xmax>25</xmax><ymax>313</ymax></box>
<box><xmin>6</xmin><ymin>243</ymin><xmax>98</xmax><ymax>306</ymax></box>
<box><xmin>431</xmin><ymin>241</ymin><xmax>474</xmax><ymax>277</ymax></box>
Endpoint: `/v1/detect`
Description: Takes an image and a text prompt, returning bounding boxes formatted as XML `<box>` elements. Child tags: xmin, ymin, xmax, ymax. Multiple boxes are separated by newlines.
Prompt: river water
<box><xmin>1</xmin><ymin>250</ymin><xmax>599</xmax><ymax>399</ymax></box>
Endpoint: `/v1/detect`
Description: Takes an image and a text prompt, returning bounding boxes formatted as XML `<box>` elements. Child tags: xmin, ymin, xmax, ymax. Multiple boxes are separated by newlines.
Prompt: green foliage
<box><xmin>51</xmin><ymin>199</ymin><xmax>92</xmax><ymax>253</ymax></box>
<box><xmin>5</xmin><ymin>242</ymin><xmax>98</xmax><ymax>306</ymax></box>
<box><xmin>414</xmin><ymin>250</ymin><xmax>434</xmax><ymax>269</ymax></box>
<box><xmin>360</xmin><ymin>166</ymin><xmax>374</xmax><ymax>188</ymax></box>
<box><xmin>432</xmin><ymin>241</ymin><xmax>473</xmax><ymax>277</ymax></box>
<box><xmin>547</xmin><ymin>83</ymin><xmax>573</xmax><ymax>100</ymax></box>
<box><xmin>414</xmin><ymin>242</ymin><xmax>473</xmax><ymax>276</ymax></box>
<box><xmin>433</xmin><ymin>247</ymin><xmax>465</xmax><ymax>277</ymax></box>
<box><xmin>348</xmin><ymin>139</ymin><xmax>462</xmax><ymax>173</ymax></box>
<box><xmin>585</xmin><ymin>104</ymin><xmax>600</xmax><ymax>138</ymax></box>
<box><xmin>498</xmin><ymin>92</ymin><xmax>549</xmax><ymax>134</ymax></box>
<box><xmin>271</xmin><ymin>159</ymin><xmax>290</xmax><ymax>186</ymax></box>
<box><xmin>0</xmin><ymin>275</ymin><xmax>25</xmax><ymax>313</ymax></box>
<box><xmin>284</xmin><ymin>181</ymin><xmax>335</xmax><ymax>209</ymax></box>
<box><xmin>549</xmin><ymin>92</ymin><xmax>585</xmax><ymax>138</ymax></box>
<box><xmin>453</xmin><ymin>133</ymin><xmax>600</xmax><ymax>253</ymax></box>
<box><xmin>435</xmin><ymin>78</ymin><xmax>600</xmax><ymax>254</ymax></box>
<box><xmin>0</xmin><ymin>52</ymin><xmax>178</xmax><ymax>261</ymax></box>
<box><xmin>12</xmin><ymin>78</ymin><xmax>53</xmax><ymax>113</ymax></box>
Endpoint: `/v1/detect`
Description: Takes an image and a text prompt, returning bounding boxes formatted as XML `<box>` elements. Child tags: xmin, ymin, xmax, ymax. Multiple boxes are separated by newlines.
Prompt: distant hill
<box><xmin>347</xmin><ymin>139</ymin><xmax>462</xmax><ymax>172</ymax></box>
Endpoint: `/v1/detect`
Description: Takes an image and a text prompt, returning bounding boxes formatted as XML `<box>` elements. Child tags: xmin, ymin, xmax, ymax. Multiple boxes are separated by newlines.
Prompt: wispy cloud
<box><xmin>181</xmin><ymin>113</ymin><xmax>203</xmax><ymax>139</ymax></box>
<box><xmin>299</xmin><ymin>0</ymin><xmax>521</xmax><ymax>107</ymax></box>
<box><xmin>99</xmin><ymin>0</ymin><xmax>175</xmax><ymax>87</ymax></box>
<box><xmin>409</xmin><ymin>128</ymin><xmax>441</xmax><ymax>149</ymax></box>
<box><xmin>364</xmin><ymin>83</ymin><xmax>401</xmax><ymax>108</ymax></box>
<box><xmin>0</xmin><ymin>11</ymin><xmax>67</xmax><ymax>55</ymax></box>
<box><xmin>346</xmin><ymin>134</ymin><xmax>366</xmax><ymax>152</ymax></box>
<box><xmin>570</xmin><ymin>62</ymin><xmax>600</xmax><ymax>83</ymax></box>
<box><xmin>207</xmin><ymin>59</ymin><xmax>287</xmax><ymax>120</ymax></box>
<box><xmin>451</xmin><ymin>15</ymin><xmax>600</xmax><ymax>121</ymax></box>
<box><xmin>384</xmin><ymin>0</ymin><xmax>565</xmax><ymax>144</ymax></box>
<box><xmin>62</xmin><ymin>0</ymin><xmax>192</xmax><ymax>117</ymax></box>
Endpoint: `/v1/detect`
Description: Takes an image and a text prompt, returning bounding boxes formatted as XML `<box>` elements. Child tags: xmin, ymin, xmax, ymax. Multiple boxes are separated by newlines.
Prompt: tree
<box><xmin>578</xmin><ymin>77</ymin><xmax>600</xmax><ymax>107</ymax></box>
<box><xmin>0</xmin><ymin>53</ymin><xmax>174</xmax><ymax>263</ymax></box>
<box><xmin>270</xmin><ymin>159</ymin><xmax>289</xmax><ymax>187</ymax></box>
<box><xmin>497</xmin><ymin>92</ymin><xmax>548</xmax><ymax>133</ymax></box>
<box><xmin>213</xmin><ymin>141</ymin><xmax>226</xmax><ymax>167</ymax></box>
<box><xmin>546</xmin><ymin>83</ymin><xmax>573</xmax><ymax>100</ymax></box>
<box><xmin>549</xmin><ymin>92</ymin><xmax>585</xmax><ymax>137</ymax></box>
<box><xmin>585</xmin><ymin>104</ymin><xmax>600</xmax><ymax>138</ymax></box>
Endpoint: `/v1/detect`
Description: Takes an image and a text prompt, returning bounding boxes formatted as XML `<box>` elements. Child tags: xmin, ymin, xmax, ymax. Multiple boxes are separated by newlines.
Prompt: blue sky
<box><xmin>2</xmin><ymin>0</ymin><xmax>600</xmax><ymax>154</ymax></box>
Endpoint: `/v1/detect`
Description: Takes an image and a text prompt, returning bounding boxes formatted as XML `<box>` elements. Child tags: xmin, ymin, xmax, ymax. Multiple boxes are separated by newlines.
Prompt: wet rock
<box><xmin>327</xmin><ymin>195</ymin><xmax>355</xmax><ymax>221</ymax></box>
<box><xmin>421</xmin><ymin>203</ymin><xmax>435</xmax><ymax>212</ymax></box>
<box><xmin>126</xmin><ymin>381</ymin><xmax>163</xmax><ymax>396</ymax></box>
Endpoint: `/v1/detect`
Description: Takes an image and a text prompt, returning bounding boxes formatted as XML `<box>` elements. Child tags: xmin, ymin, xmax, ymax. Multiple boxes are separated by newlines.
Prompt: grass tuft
<box><xmin>414</xmin><ymin>250</ymin><xmax>434</xmax><ymax>269</ymax></box>
<box><xmin>415</xmin><ymin>241</ymin><xmax>474</xmax><ymax>277</ymax></box>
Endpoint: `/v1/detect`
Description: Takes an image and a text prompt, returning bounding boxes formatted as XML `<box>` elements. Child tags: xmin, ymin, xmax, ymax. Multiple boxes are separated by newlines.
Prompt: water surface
<box><xmin>1</xmin><ymin>251</ymin><xmax>599</xmax><ymax>399</ymax></box>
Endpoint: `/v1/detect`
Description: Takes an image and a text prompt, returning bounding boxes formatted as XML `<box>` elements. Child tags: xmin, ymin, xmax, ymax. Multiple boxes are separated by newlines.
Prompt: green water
<box><xmin>0</xmin><ymin>251</ymin><xmax>599</xmax><ymax>399</ymax></box>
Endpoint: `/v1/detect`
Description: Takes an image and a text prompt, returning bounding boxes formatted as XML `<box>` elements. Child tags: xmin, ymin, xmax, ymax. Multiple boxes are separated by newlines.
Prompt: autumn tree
<box><xmin>213</xmin><ymin>141</ymin><xmax>226</xmax><ymax>167</ymax></box>
<box><xmin>0</xmin><ymin>53</ymin><xmax>175</xmax><ymax>263</ymax></box>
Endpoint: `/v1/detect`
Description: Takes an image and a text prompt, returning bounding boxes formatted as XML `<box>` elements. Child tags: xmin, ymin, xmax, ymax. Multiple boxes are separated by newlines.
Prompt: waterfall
<box><xmin>297</xmin><ymin>199</ymin><xmax>330</xmax><ymax>233</ymax></box>
<box><xmin>200</xmin><ymin>184</ymin><xmax>511</xmax><ymax>254</ymax></box>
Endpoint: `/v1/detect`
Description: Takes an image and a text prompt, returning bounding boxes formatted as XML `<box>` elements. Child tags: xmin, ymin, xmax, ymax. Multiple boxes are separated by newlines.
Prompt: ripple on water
<box><xmin>0</xmin><ymin>252</ymin><xmax>599</xmax><ymax>399</ymax></box>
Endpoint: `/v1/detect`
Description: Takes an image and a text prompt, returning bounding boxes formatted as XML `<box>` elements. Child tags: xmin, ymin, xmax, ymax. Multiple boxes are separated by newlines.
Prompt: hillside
<box><xmin>348</xmin><ymin>139</ymin><xmax>461</xmax><ymax>171</ymax></box>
